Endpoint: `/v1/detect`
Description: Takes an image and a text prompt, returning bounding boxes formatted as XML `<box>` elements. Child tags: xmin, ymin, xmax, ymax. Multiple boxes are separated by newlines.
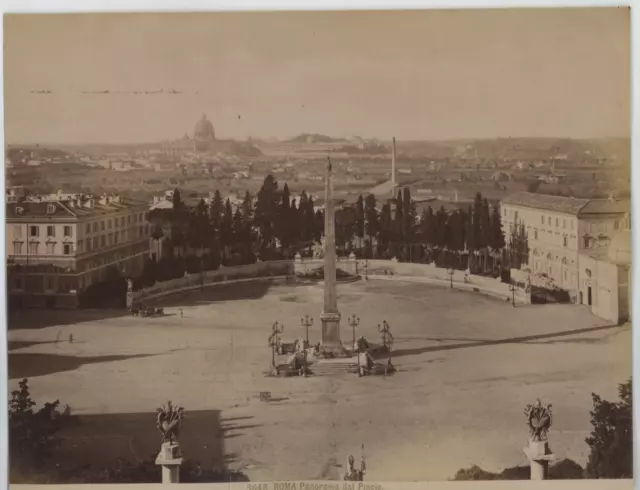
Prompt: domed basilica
<box><xmin>193</xmin><ymin>114</ymin><xmax>216</xmax><ymax>152</ymax></box>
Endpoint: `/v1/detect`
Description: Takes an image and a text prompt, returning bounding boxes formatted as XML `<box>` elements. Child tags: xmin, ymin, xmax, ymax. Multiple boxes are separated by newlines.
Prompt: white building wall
<box><xmin>577</xmin><ymin>254</ymin><xmax>623</xmax><ymax>324</ymax></box>
<box><xmin>502</xmin><ymin>203</ymin><xmax>580</xmax><ymax>293</ymax></box>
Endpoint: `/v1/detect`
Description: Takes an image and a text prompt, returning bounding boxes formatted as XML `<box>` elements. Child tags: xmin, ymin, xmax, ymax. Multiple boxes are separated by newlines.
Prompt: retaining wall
<box><xmin>364</xmin><ymin>260</ymin><xmax>529</xmax><ymax>304</ymax></box>
<box><xmin>133</xmin><ymin>258</ymin><xmax>529</xmax><ymax>305</ymax></box>
<box><xmin>133</xmin><ymin>260</ymin><xmax>295</xmax><ymax>303</ymax></box>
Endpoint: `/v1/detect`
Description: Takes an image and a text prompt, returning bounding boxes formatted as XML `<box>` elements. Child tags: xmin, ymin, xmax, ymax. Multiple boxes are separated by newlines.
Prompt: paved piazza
<box><xmin>7</xmin><ymin>280</ymin><xmax>631</xmax><ymax>481</ymax></box>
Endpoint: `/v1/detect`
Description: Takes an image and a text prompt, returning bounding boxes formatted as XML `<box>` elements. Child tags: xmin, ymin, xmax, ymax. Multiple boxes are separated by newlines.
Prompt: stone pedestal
<box><xmin>523</xmin><ymin>440</ymin><xmax>555</xmax><ymax>480</ymax></box>
<box><xmin>320</xmin><ymin>311</ymin><xmax>345</xmax><ymax>355</ymax></box>
<box><xmin>156</xmin><ymin>442</ymin><xmax>183</xmax><ymax>484</ymax></box>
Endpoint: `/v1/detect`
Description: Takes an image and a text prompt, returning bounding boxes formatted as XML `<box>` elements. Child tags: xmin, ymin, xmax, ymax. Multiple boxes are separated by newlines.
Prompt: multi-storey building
<box><xmin>501</xmin><ymin>191</ymin><xmax>629</xmax><ymax>301</ymax></box>
<box><xmin>6</xmin><ymin>192</ymin><xmax>151</xmax><ymax>308</ymax></box>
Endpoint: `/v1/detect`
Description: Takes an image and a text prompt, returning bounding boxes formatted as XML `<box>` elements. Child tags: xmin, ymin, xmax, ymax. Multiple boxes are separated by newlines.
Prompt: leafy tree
<box><xmin>585</xmin><ymin>378</ymin><xmax>633</xmax><ymax>478</ymax></box>
<box><xmin>9</xmin><ymin>379</ymin><xmax>74</xmax><ymax>472</ymax></box>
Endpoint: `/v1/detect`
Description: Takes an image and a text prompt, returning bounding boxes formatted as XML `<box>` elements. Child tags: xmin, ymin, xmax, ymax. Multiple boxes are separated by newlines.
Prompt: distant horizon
<box><xmin>5</xmin><ymin>134</ymin><xmax>631</xmax><ymax>149</ymax></box>
<box><xmin>4</xmin><ymin>10</ymin><xmax>630</xmax><ymax>145</ymax></box>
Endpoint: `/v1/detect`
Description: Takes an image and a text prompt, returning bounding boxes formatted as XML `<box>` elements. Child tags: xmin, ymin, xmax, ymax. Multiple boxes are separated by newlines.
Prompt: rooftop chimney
<box><xmin>392</xmin><ymin>137</ymin><xmax>397</xmax><ymax>186</ymax></box>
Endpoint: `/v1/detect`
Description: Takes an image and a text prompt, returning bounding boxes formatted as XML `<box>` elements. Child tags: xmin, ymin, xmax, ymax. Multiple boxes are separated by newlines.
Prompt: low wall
<box><xmin>365</xmin><ymin>260</ymin><xmax>529</xmax><ymax>304</ymax></box>
<box><xmin>133</xmin><ymin>258</ymin><xmax>529</xmax><ymax>305</ymax></box>
<box><xmin>293</xmin><ymin>257</ymin><xmax>358</xmax><ymax>276</ymax></box>
<box><xmin>133</xmin><ymin>260</ymin><xmax>295</xmax><ymax>303</ymax></box>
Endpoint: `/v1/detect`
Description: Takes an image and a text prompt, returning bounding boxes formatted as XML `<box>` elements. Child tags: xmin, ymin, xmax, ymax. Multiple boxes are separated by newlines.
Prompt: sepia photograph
<box><xmin>3</xmin><ymin>7</ymin><xmax>633</xmax><ymax>486</ymax></box>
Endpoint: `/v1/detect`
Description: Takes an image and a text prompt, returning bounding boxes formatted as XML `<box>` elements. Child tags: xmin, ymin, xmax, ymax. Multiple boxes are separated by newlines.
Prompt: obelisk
<box><xmin>320</xmin><ymin>157</ymin><xmax>343</xmax><ymax>354</ymax></box>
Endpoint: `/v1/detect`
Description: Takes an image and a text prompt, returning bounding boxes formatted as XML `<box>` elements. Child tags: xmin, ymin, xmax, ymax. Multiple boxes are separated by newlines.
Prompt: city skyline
<box><xmin>4</xmin><ymin>8</ymin><xmax>630</xmax><ymax>145</ymax></box>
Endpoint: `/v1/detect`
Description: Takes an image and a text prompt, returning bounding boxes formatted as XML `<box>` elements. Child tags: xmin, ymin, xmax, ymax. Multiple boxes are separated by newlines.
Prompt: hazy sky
<box><xmin>3</xmin><ymin>8</ymin><xmax>630</xmax><ymax>144</ymax></box>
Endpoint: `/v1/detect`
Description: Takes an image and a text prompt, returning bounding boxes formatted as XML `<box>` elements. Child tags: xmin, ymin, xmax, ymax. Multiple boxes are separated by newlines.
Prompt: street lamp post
<box><xmin>378</xmin><ymin>320</ymin><xmax>393</xmax><ymax>352</ymax></box>
<box><xmin>348</xmin><ymin>314</ymin><xmax>361</xmax><ymax>376</ymax></box>
<box><xmin>348</xmin><ymin>314</ymin><xmax>360</xmax><ymax>354</ymax></box>
<box><xmin>300</xmin><ymin>315</ymin><xmax>313</xmax><ymax>346</ymax></box>
<box><xmin>447</xmin><ymin>268</ymin><xmax>455</xmax><ymax>288</ymax></box>
<box><xmin>268</xmin><ymin>321</ymin><xmax>284</xmax><ymax>370</ymax></box>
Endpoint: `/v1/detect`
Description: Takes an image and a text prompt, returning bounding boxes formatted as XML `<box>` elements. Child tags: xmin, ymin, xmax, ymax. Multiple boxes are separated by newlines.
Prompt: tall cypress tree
<box><xmin>394</xmin><ymin>190</ymin><xmax>404</xmax><ymax>249</ymax></box>
<box><xmin>355</xmin><ymin>195</ymin><xmax>365</xmax><ymax>250</ymax></box>
<box><xmin>298</xmin><ymin>191</ymin><xmax>309</xmax><ymax>243</ymax></box>
<box><xmin>490</xmin><ymin>205</ymin><xmax>506</xmax><ymax>251</ymax></box>
<box><xmin>220</xmin><ymin>198</ymin><xmax>234</xmax><ymax>260</ymax></box>
<box><xmin>379</xmin><ymin>203</ymin><xmax>392</xmax><ymax>257</ymax></box>
<box><xmin>255</xmin><ymin>175</ymin><xmax>279</xmax><ymax>254</ymax></box>
<box><xmin>402</xmin><ymin>187</ymin><xmax>413</xmax><ymax>241</ymax></box>
<box><xmin>364</xmin><ymin>194</ymin><xmax>379</xmax><ymax>243</ymax></box>
<box><xmin>278</xmin><ymin>183</ymin><xmax>291</xmax><ymax>248</ymax></box>
<box><xmin>472</xmin><ymin>192</ymin><xmax>484</xmax><ymax>249</ymax></box>
<box><xmin>289</xmin><ymin>199</ymin><xmax>300</xmax><ymax>247</ymax></box>
<box><xmin>421</xmin><ymin>206</ymin><xmax>435</xmax><ymax>248</ymax></box>
<box><xmin>232</xmin><ymin>207</ymin><xmax>244</xmax><ymax>260</ymax></box>
<box><xmin>209</xmin><ymin>190</ymin><xmax>224</xmax><ymax>235</ymax></box>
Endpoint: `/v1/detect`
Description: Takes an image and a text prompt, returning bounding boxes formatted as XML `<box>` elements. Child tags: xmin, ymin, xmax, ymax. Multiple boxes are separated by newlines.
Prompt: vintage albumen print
<box><xmin>4</xmin><ymin>8</ymin><xmax>632</xmax><ymax>485</ymax></box>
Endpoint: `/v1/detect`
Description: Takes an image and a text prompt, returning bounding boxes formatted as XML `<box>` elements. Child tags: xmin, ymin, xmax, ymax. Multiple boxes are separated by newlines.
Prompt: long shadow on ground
<box><xmin>8</xmin><ymin>340</ymin><xmax>61</xmax><ymax>351</ymax></box>
<box><xmin>147</xmin><ymin>280</ymin><xmax>273</xmax><ymax>308</ymax></box>
<box><xmin>8</xmin><ymin>308</ymin><xmax>129</xmax><ymax>331</ymax></box>
<box><xmin>391</xmin><ymin>323</ymin><xmax>620</xmax><ymax>358</ymax></box>
<box><xmin>8</xmin><ymin>352</ymin><xmax>157</xmax><ymax>379</ymax></box>
<box><xmin>45</xmin><ymin>410</ymin><xmax>251</xmax><ymax>482</ymax></box>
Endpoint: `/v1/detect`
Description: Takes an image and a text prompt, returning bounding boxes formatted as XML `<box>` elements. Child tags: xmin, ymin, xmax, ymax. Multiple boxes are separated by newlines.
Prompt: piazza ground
<box><xmin>7</xmin><ymin>279</ymin><xmax>631</xmax><ymax>481</ymax></box>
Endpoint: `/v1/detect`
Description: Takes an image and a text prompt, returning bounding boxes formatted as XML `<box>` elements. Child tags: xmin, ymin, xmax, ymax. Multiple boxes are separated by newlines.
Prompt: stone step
<box><xmin>309</xmin><ymin>358</ymin><xmax>359</xmax><ymax>375</ymax></box>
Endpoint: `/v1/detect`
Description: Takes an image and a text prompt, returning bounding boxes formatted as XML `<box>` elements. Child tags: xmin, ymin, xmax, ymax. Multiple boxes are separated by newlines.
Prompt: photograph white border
<box><xmin>0</xmin><ymin>2</ymin><xmax>635</xmax><ymax>490</ymax></box>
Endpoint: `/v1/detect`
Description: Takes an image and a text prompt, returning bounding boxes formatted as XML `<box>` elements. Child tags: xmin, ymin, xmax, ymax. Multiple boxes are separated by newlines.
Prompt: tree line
<box><xmin>142</xmin><ymin>175</ymin><xmax>529</xmax><ymax>286</ymax></box>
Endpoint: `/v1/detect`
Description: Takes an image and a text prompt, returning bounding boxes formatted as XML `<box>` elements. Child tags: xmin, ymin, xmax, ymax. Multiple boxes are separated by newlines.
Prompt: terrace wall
<box><xmin>133</xmin><ymin>257</ymin><xmax>529</xmax><ymax>305</ymax></box>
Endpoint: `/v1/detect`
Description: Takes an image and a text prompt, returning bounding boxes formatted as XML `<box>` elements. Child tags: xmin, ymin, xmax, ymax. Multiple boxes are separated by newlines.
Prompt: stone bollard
<box><xmin>156</xmin><ymin>441</ymin><xmax>183</xmax><ymax>484</ymax></box>
<box><xmin>523</xmin><ymin>439</ymin><xmax>555</xmax><ymax>480</ymax></box>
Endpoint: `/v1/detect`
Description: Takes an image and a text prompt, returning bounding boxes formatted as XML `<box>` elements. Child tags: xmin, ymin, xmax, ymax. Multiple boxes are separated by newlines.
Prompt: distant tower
<box><xmin>391</xmin><ymin>137</ymin><xmax>397</xmax><ymax>186</ymax></box>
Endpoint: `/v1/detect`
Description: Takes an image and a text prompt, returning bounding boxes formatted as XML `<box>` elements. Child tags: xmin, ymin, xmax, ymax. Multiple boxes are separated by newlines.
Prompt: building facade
<box><xmin>6</xmin><ymin>193</ymin><xmax>151</xmax><ymax>308</ymax></box>
<box><xmin>577</xmin><ymin>229</ymin><xmax>631</xmax><ymax>324</ymax></box>
<box><xmin>501</xmin><ymin>192</ymin><xmax>629</xmax><ymax>305</ymax></box>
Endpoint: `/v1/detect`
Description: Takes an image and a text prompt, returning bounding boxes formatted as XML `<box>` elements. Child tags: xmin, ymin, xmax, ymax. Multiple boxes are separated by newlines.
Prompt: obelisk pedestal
<box><xmin>320</xmin><ymin>311</ymin><xmax>342</xmax><ymax>353</ymax></box>
<box><xmin>320</xmin><ymin>157</ymin><xmax>347</xmax><ymax>357</ymax></box>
